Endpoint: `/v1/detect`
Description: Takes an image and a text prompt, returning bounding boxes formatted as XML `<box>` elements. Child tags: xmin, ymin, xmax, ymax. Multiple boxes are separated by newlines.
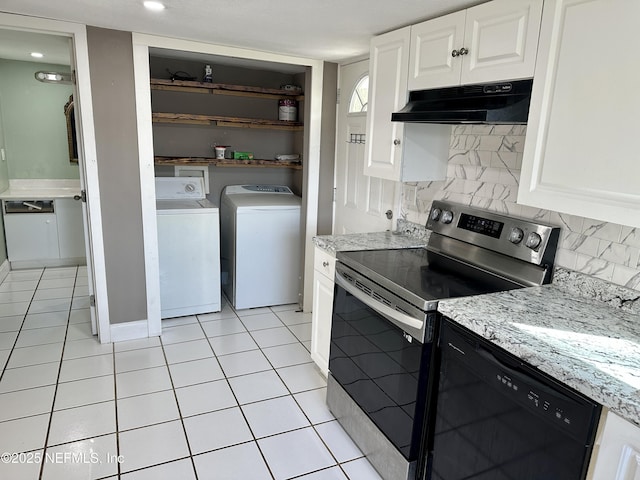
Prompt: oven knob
<box><xmin>525</xmin><ymin>232</ymin><xmax>542</xmax><ymax>250</ymax></box>
<box><xmin>440</xmin><ymin>210</ymin><xmax>454</xmax><ymax>224</ymax></box>
<box><xmin>509</xmin><ymin>227</ymin><xmax>524</xmax><ymax>244</ymax></box>
<box><xmin>430</xmin><ymin>208</ymin><xmax>442</xmax><ymax>222</ymax></box>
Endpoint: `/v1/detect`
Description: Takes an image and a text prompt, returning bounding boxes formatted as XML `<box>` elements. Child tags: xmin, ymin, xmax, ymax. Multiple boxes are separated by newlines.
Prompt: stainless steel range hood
<box><xmin>391</xmin><ymin>79</ymin><xmax>533</xmax><ymax>124</ymax></box>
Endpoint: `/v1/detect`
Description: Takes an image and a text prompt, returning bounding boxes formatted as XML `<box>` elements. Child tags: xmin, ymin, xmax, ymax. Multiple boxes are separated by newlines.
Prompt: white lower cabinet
<box><xmin>3</xmin><ymin>211</ymin><xmax>59</xmax><ymax>262</ymax></box>
<box><xmin>589</xmin><ymin>410</ymin><xmax>640</xmax><ymax>480</ymax></box>
<box><xmin>310</xmin><ymin>247</ymin><xmax>336</xmax><ymax>376</ymax></box>
<box><xmin>55</xmin><ymin>198</ymin><xmax>86</xmax><ymax>260</ymax></box>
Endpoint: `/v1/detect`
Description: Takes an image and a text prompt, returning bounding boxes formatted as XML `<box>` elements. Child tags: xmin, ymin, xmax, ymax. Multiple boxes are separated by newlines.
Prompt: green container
<box><xmin>233</xmin><ymin>151</ymin><xmax>254</xmax><ymax>160</ymax></box>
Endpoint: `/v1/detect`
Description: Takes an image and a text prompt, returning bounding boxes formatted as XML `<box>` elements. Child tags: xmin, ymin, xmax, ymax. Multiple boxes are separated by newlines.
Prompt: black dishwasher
<box><xmin>427</xmin><ymin>319</ymin><xmax>601</xmax><ymax>480</ymax></box>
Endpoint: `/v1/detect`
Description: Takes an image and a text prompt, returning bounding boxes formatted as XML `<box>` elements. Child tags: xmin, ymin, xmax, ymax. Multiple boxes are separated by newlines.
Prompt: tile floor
<box><xmin>0</xmin><ymin>266</ymin><xmax>382</xmax><ymax>480</ymax></box>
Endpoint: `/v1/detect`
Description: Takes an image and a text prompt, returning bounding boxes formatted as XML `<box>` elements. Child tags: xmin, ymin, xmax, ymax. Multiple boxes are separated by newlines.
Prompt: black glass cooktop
<box><xmin>337</xmin><ymin>248</ymin><xmax>523</xmax><ymax>311</ymax></box>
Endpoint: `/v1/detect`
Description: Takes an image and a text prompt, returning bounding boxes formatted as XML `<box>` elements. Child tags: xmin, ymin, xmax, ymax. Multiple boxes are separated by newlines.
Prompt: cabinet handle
<box><xmin>393</xmin><ymin>139</ymin><xmax>401</xmax><ymax>146</ymax></box>
<box><xmin>451</xmin><ymin>49</ymin><xmax>460</xmax><ymax>57</ymax></box>
<box><xmin>459</xmin><ymin>47</ymin><xmax>469</xmax><ymax>56</ymax></box>
<box><xmin>322</xmin><ymin>261</ymin><xmax>329</xmax><ymax>267</ymax></box>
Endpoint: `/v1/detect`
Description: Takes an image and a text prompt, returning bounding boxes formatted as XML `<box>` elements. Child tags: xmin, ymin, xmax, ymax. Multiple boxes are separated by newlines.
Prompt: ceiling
<box><xmin>0</xmin><ymin>0</ymin><xmax>488</xmax><ymax>63</ymax></box>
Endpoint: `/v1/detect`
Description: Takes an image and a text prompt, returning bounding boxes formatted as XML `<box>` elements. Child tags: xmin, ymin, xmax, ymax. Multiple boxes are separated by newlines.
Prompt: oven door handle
<box><xmin>335</xmin><ymin>271</ymin><xmax>424</xmax><ymax>335</ymax></box>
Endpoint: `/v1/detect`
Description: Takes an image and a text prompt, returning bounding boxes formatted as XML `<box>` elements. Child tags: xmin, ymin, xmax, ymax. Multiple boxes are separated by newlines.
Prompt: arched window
<box><xmin>348</xmin><ymin>75</ymin><xmax>368</xmax><ymax>113</ymax></box>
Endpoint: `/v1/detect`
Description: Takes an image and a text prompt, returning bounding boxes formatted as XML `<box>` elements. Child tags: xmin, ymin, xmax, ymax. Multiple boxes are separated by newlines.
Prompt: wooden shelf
<box><xmin>154</xmin><ymin>156</ymin><xmax>303</xmax><ymax>170</ymax></box>
<box><xmin>152</xmin><ymin>112</ymin><xmax>303</xmax><ymax>131</ymax></box>
<box><xmin>150</xmin><ymin>78</ymin><xmax>304</xmax><ymax>101</ymax></box>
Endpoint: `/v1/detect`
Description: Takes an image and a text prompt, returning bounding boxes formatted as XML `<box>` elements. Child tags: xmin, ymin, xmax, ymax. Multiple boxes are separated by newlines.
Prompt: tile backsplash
<box><xmin>400</xmin><ymin>125</ymin><xmax>640</xmax><ymax>292</ymax></box>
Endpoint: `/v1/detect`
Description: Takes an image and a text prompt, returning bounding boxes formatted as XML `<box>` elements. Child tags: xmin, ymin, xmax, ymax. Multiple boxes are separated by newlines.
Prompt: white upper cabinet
<box><xmin>365</xmin><ymin>27</ymin><xmax>450</xmax><ymax>182</ymax></box>
<box><xmin>408</xmin><ymin>0</ymin><xmax>543</xmax><ymax>90</ymax></box>
<box><xmin>518</xmin><ymin>0</ymin><xmax>640</xmax><ymax>228</ymax></box>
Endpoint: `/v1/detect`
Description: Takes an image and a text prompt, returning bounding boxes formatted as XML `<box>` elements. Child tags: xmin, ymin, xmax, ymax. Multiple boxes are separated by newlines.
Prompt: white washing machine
<box><xmin>220</xmin><ymin>185</ymin><xmax>301</xmax><ymax>310</ymax></box>
<box><xmin>156</xmin><ymin>177</ymin><xmax>221</xmax><ymax>318</ymax></box>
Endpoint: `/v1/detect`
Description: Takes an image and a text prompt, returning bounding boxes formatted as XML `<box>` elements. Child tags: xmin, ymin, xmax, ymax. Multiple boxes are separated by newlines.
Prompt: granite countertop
<box><xmin>438</xmin><ymin>285</ymin><xmax>640</xmax><ymax>428</ymax></box>
<box><xmin>0</xmin><ymin>179</ymin><xmax>81</xmax><ymax>200</ymax></box>
<box><xmin>313</xmin><ymin>231</ymin><xmax>427</xmax><ymax>254</ymax></box>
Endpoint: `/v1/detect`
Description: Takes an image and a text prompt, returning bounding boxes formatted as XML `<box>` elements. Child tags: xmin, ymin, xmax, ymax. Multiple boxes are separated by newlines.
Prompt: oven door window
<box><xmin>329</xmin><ymin>284</ymin><xmax>433</xmax><ymax>460</ymax></box>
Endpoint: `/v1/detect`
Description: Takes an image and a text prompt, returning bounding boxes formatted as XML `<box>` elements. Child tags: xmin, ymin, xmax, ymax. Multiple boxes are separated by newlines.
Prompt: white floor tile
<box><xmin>270</xmin><ymin>303</ymin><xmax>299</xmax><ymax>313</ymax></box>
<box><xmin>294</xmin><ymin>388</ymin><xmax>335</xmax><ymax>425</ymax></box>
<box><xmin>116</xmin><ymin>366</ymin><xmax>172</xmax><ymax>398</ymax></box>
<box><xmin>120</xmin><ymin>458</ymin><xmax>196</xmax><ymax>480</ymax></box>
<box><xmin>117</xmin><ymin>390</ymin><xmax>179</xmax><ymax>431</ymax></box>
<box><xmin>0</xmin><ymin>385</ymin><xmax>56</xmax><ymax>421</ymax></box>
<box><xmin>7</xmin><ymin>342</ymin><xmax>64</xmax><ymax>368</ymax></box>
<box><xmin>0</xmin><ymin>315</ymin><xmax>24</xmax><ymax>333</ymax></box>
<box><xmin>54</xmin><ymin>375</ymin><xmax>115</xmax><ymax>411</ymax></box>
<box><xmin>68</xmin><ymin>308</ymin><xmax>91</xmax><ymax>324</ymax></box>
<box><xmin>113</xmin><ymin>336</ymin><xmax>160</xmax><ymax>353</ymax></box>
<box><xmin>340</xmin><ymin>458</ymin><xmax>383</xmax><ymax>480</ymax></box>
<box><xmin>70</xmin><ymin>297</ymin><xmax>90</xmax><ymax>310</ymax></box>
<box><xmin>33</xmin><ymin>287</ymin><xmax>73</xmax><ymax>301</ymax></box>
<box><xmin>315</xmin><ymin>420</ymin><xmax>363</xmax><ymax>463</ymax></box>
<box><xmin>0</xmin><ymin>301</ymin><xmax>30</xmax><ymax>318</ymax></box>
<box><xmin>217</xmin><ymin>349</ymin><xmax>272</xmax><ymax>378</ymax></box>
<box><xmin>0</xmin><ymin>362</ymin><xmax>60</xmax><ymax>393</ymax></box>
<box><xmin>275</xmin><ymin>309</ymin><xmax>312</xmax><ymax>326</ymax></box>
<box><xmin>168</xmin><ymin>357</ymin><xmax>224</xmax><ymax>388</ymax></box>
<box><xmin>288</xmin><ymin>322</ymin><xmax>313</xmax><ymax>342</ymax></box>
<box><xmin>0</xmin><ymin>280</ymin><xmax>38</xmax><ymax>293</ymax></box>
<box><xmin>41</xmin><ymin>267</ymin><xmax>77</xmax><ymax>280</ymax></box>
<box><xmin>23</xmin><ymin>311</ymin><xmax>69</xmax><ymax>329</ymax></box>
<box><xmin>39</xmin><ymin>278</ymin><xmax>75</xmax><ymax>290</ymax></box>
<box><xmin>161</xmin><ymin>323</ymin><xmax>205</xmax><ymax>345</ymax></box>
<box><xmin>28</xmin><ymin>298</ymin><xmax>71</xmax><ymax>315</ymax></box>
<box><xmin>297</xmin><ymin>467</ymin><xmax>349</xmax><ymax>480</ymax></box>
<box><xmin>0</xmin><ymin>290</ymin><xmax>33</xmax><ymax>304</ymax></box>
<box><xmin>228</xmin><ymin>369</ymin><xmax>288</xmax><ymax>405</ymax></box>
<box><xmin>6</xmin><ymin>270</ymin><xmax>42</xmax><ymax>282</ymax></box>
<box><xmin>193</xmin><ymin>442</ymin><xmax>271</xmax><ymax>480</ymax></box>
<box><xmin>163</xmin><ymin>339</ymin><xmax>214</xmax><ymax>364</ymax></box>
<box><xmin>74</xmin><ymin>276</ymin><xmax>89</xmax><ymax>287</ymax></box>
<box><xmin>197</xmin><ymin>305</ymin><xmax>237</xmax><ymax>322</ymax></box>
<box><xmin>200</xmin><ymin>317</ymin><xmax>246</xmax><ymax>337</ymax></box>
<box><xmin>48</xmin><ymin>400</ymin><xmax>116</xmax><ymax>446</ymax></box>
<box><xmin>277</xmin><ymin>363</ymin><xmax>327</xmax><ymax>393</ymax></box>
<box><xmin>115</xmin><ymin>346</ymin><xmax>166</xmax><ymax>373</ymax></box>
<box><xmin>208</xmin><ymin>331</ymin><xmax>258</xmax><ymax>356</ymax></box>
<box><xmin>258</xmin><ymin>427</ymin><xmax>336</xmax><ymax>480</ymax></box>
<box><xmin>239</xmin><ymin>312</ymin><xmax>284</xmax><ymax>331</ymax></box>
<box><xmin>0</xmin><ymin>414</ymin><xmax>50</xmax><ymax>453</ymax></box>
<box><xmin>118</xmin><ymin>420</ymin><xmax>190</xmax><ymax>473</ymax></box>
<box><xmin>0</xmin><ymin>330</ymin><xmax>18</xmax><ymax>349</ymax></box>
<box><xmin>235</xmin><ymin>306</ymin><xmax>272</xmax><ymax>317</ymax></box>
<box><xmin>65</xmin><ymin>322</ymin><xmax>94</xmax><ymax>342</ymax></box>
<box><xmin>42</xmin><ymin>434</ymin><xmax>118</xmax><ymax>480</ymax></box>
<box><xmin>242</xmin><ymin>395</ymin><xmax>309</xmax><ymax>438</ymax></box>
<box><xmin>302</xmin><ymin>340</ymin><xmax>312</xmax><ymax>352</ymax></box>
<box><xmin>250</xmin><ymin>326</ymin><xmax>299</xmax><ymax>348</ymax></box>
<box><xmin>183</xmin><ymin>407</ymin><xmax>253</xmax><ymax>454</ymax></box>
<box><xmin>0</xmin><ymin>449</ymin><xmax>43</xmax><ymax>480</ymax></box>
<box><xmin>161</xmin><ymin>315</ymin><xmax>198</xmax><ymax>328</ymax></box>
<box><xmin>175</xmin><ymin>379</ymin><xmax>237</xmax><ymax>417</ymax></box>
<box><xmin>15</xmin><ymin>326</ymin><xmax>66</xmax><ymax>348</ymax></box>
<box><xmin>59</xmin><ymin>354</ymin><xmax>114</xmax><ymax>383</ymax></box>
<box><xmin>73</xmin><ymin>285</ymin><xmax>89</xmax><ymax>297</ymax></box>
<box><xmin>0</xmin><ymin>350</ymin><xmax>9</xmax><ymax>371</ymax></box>
<box><xmin>63</xmin><ymin>337</ymin><xmax>113</xmax><ymax>360</ymax></box>
<box><xmin>262</xmin><ymin>342</ymin><xmax>313</xmax><ymax>368</ymax></box>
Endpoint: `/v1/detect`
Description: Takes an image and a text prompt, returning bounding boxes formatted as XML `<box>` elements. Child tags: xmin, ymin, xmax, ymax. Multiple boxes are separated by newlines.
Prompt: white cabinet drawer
<box><xmin>313</xmin><ymin>247</ymin><xmax>335</xmax><ymax>279</ymax></box>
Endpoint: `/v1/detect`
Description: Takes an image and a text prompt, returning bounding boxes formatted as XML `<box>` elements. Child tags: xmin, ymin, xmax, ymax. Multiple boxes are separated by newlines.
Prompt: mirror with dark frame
<box><xmin>64</xmin><ymin>95</ymin><xmax>78</xmax><ymax>163</ymax></box>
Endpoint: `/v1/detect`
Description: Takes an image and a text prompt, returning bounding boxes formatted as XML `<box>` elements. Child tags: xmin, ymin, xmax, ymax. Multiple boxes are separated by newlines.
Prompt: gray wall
<box><xmin>87</xmin><ymin>27</ymin><xmax>147</xmax><ymax>324</ymax></box>
<box><xmin>317</xmin><ymin>62</ymin><xmax>337</xmax><ymax>235</ymax></box>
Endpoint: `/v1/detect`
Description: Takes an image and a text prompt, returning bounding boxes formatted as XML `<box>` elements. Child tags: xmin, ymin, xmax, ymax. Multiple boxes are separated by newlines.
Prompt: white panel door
<box><xmin>56</xmin><ymin>198</ymin><xmax>86</xmax><ymax>260</ymax></box>
<box><xmin>334</xmin><ymin>60</ymin><xmax>396</xmax><ymax>234</ymax></box>
<box><xmin>461</xmin><ymin>0</ymin><xmax>543</xmax><ymax>85</ymax></box>
<box><xmin>408</xmin><ymin>11</ymin><xmax>466</xmax><ymax>90</ymax></box>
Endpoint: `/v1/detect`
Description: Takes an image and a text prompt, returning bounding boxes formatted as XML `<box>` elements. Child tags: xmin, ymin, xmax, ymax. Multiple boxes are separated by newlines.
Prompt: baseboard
<box><xmin>110</xmin><ymin>319</ymin><xmax>154</xmax><ymax>343</ymax></box>
<box><xmin>0</xmin><ymin>259</ymin><xmax>10</xmax><ymax>284</ymax></box>
<box><xmin>10</xmin><ymin>258</ymin><xmax>86</xmax><ymax>270</ymax></box>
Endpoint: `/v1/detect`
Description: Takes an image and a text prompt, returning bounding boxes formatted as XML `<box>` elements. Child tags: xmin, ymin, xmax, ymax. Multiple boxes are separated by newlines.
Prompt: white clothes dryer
<box><xmin>156</xmin><ymin>177</ymin><xmax>221</xmax><ymax>318</ymax></box>
<box><xmin>220</xmin><ymin>185</ymin><xmax>301</xmax><ymax>310</ymax></box>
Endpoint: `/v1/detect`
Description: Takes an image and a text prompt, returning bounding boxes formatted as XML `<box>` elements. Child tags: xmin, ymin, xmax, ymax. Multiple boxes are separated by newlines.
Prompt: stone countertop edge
<box><xmin>438</xmin><ymin>285</ymin><xmax>640</xmax><ymax>428</ymax></box>
<box><xmin>0</xmin><ymin>179</ymin><xmax>82</xmax><ymax>200</ymax></box>
<box><xmin>312</xmin><ymin>231</ymin><xmax>428</xmax><ymax>255</ymax></box>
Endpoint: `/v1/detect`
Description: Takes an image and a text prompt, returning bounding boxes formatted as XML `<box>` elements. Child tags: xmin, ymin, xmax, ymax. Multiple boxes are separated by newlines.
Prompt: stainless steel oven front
<box><xmin>327</xmin><ymin>261</ymin><xmax>438</xmax><ymax>480</ymax></box>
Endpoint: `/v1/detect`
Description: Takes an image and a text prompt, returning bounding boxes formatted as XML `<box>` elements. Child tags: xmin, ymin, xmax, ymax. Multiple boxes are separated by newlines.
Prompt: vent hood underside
<box><xmin>391</xmin><ymin>79</ymin><xmax>533</xmax><ymax>125</ymax></box>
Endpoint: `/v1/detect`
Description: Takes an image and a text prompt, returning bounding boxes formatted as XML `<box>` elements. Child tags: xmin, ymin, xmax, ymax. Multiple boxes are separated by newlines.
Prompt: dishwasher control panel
<box><xmin>4</xmin><ymin>200</ymin><xmax>55</xmax><ymax>214</ymax></box>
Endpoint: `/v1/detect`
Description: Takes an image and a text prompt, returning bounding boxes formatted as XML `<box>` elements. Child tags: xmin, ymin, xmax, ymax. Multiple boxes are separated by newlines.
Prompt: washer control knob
<box><xmin>525</xmin><ymin>232</ymin><xmax>542</xmax><ymax>250</ymax></box>
<box><xmin>430</xmin><ymin>208</ymin><xmax>442</xmax><ymax>222</ymax></box>
<box><xmin>440</xmin><ymin>210</ymin><xmax>454</xmax><ymax>224</ymax></box>
<box><xmin>185</xmin><ymin>183</ymin><xmax>196</xmax><ymax>193</ymax></box>
<box><xmin>509</xmin><ymin>227</ymin><xmax>524</xmax><ymax>244</ymax></box>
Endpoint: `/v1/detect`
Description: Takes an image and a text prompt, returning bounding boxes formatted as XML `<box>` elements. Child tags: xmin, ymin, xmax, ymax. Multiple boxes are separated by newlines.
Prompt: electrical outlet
<box><xmin>405</xmin><ymin>185</ymin><xmax>417</xmax><ymax>206</ymax></box>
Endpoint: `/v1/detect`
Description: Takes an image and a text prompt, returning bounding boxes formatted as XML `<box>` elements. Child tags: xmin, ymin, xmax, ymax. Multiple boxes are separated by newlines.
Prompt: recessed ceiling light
<box><xmin>143</xmin><ymin>1</ymin><xmax>165</xmax><ymax>11</ymax></box>
<box><xmin>30</xmin><ymin>52</ymin><xmax>44</xmax><ymax>58</ymax></box>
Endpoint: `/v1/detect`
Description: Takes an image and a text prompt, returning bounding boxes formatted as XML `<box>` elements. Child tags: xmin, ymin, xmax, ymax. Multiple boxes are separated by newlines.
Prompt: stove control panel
<box><xmin>426</xmin><ymin>200</ymin><xmax>560</xmax><ymax>267</ymax></box>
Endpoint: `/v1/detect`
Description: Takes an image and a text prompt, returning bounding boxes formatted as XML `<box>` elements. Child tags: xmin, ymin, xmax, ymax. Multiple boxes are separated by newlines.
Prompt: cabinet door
<box><xmin>588</xmin><ymin>411</ymin><xmax>640</xmax><ymax>480</ymax></box>
<box><xmin>4</xmin><ymin>213</ymin><xmax>59</xmax><ymax>261</ymax></box>
<box><xmin>408</xmin><ymin>11</ymin><xmax>466</xmax><ymax>90</ymax></box>
<box><xmin>310</xmin><ymin>270</ymin><xmax>335</xmax><ymax>376</ymax></box>
<box><xmin>364</xmin><ymin>27</ymin><xmax>410</xmax><ymax>181</ymax></box>
<box><xmin>518</xmin><ymin>0</ymin><xmax>640</xmax><ymax>228</ymax></box>
<box><xmin>55</xmin><ymin>198</ymin><xmax>86</xmax><ymax>260</ymax></box>
<box><xmin>461</xmin><ymin>0</ymin><xmax>543</xmax><ymax>85</ymax></box>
